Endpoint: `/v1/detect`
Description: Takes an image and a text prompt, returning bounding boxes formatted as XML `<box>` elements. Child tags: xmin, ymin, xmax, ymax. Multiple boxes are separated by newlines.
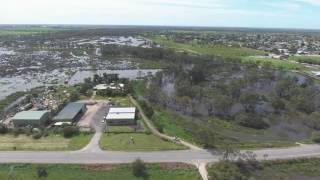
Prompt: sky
<box><xmin>0</xmin><ymin>0</ymin><xmax>319</xmax><ymax>29</ymax></box>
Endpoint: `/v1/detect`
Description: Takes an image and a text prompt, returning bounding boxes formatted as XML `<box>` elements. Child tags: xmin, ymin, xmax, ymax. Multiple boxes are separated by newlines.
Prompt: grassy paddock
<box><xmin>0</xmin><ymin>133</ymin><xmax>92</xmax><ymax>151</ymax></box>
<box><xmin>100</xmin><ymin>133</ymin><xmax>186</xmax><ymax>151</ymax></box>
<box><xmin>242</xmin><ymin>56</ymin><xmax>304</xmax><ymax>70</ymax></box>
<box><xmin>0</xmin><ymin>163</ymin><xmax>201</xmax><ymax>180</ymax></box>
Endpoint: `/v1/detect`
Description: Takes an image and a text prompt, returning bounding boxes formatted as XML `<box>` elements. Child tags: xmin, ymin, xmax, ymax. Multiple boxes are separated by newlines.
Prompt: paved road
<box><xmin>1</xmin><ymin>98</ymin><xmax>320</xmax><ymax>179</ymax></box>
<box><xmin>0</xmin><ymin>144</ymin><xmax>320</xmax><ymax>164</ymax></box>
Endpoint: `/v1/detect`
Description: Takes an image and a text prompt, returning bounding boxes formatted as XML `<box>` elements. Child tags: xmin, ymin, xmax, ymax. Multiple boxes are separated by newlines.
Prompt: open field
<box><xmin>100</xmin><ymin>133</ymin><xmax>186</xmax><ymax>151</ymax></box>
<box><xmin>0</xmin><ymin>27</ymin><xmax>69</xmax><ymax>36</ymax></box>
<box><xmin>289</xmin><ymin>55</ymin><xmax>320</xmax><ymax>61</ymax></box>
<box><xmin>243</xmin><ymin>56</ymin><xmax>305</xmax><ymax>70</ymax></box>
<box><xmin>150</xmin><ymin>36</ymin><xmax>265</xmax><ymax>59</ymax></box>
<box><xmin>0</xmin><ymin>163</ymin><xmax>201</xmax><ymax>180</ymax></box>
<box><xmin>0</xmin><ymin>133</ymin><xmax>92</xmax><ymax>151</ymax></box>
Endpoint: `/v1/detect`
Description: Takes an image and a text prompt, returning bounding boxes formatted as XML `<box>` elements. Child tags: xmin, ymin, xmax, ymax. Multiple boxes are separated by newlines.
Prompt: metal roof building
<box><xmin>12</xmin><ymin>111</ymin><xmax>49</xmax><ymax>126</ymax></box>
<box><xmin>108</xmin><ymin>107</ymin><xmax>136</xmax><ymax>114</ymax></box>
<box><xmin>53</xmin><ymin>102</ymin><xmax>86</xmax><ymax>123</ymax></box>
<box><xmin>106</xmin><ymin>107</ymin><xmax>136</xmax><ymax>126</ymax></box>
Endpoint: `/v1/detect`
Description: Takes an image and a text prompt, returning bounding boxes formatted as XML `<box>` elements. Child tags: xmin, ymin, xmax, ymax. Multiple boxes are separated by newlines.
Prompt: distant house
<box><xmin>12</xmin><ymin>111</ymin><xmax>49</xmax><ymax>127</ymax></box>
<box><xmin>53</xmin><ymin>102</ymin><xmax>86</xmax><ymax>123</ymax></box>
<box><xmin>106</xmin><ymin>107</ymin><xmax>136</xmax><ymax>126</ymax></box>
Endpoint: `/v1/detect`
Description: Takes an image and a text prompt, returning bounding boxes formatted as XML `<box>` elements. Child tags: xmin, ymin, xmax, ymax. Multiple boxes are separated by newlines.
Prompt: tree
<box><xmin>214</xmin><ymin>95</ymin><xmax>234</xmax><ymax>117</ymax></box>
<box><xmin>239</xmin><ymin>92</ymin><xmax>262</xmax><ymax>113</ymax></box>
<box><xmin>309</xmin><ymin>112</ymin><xmax>320</xmax><ymax>130</ymax></box>
<box><xmin>312</xmin><ymin>131</ymin><xmax>320</xmax><ymax>143</ymax></box>
<box><xmin>132</xmin><ymin>158</ymin><xmax>148</xmax><ymax>178</ymax></box>
<box><xmin>271</xmin><ymin>98</ymin><xmax>285</xmax><ymax>113</ymax></box>
<box><xmin>235</xmin><ymin>113</ymin><xmax>269</xmax><ymax>129</ymax></box>
<box><xmin>0</xmin><ymin>123</ymin><xmax>7</xmax><ymax>134</ymax></box>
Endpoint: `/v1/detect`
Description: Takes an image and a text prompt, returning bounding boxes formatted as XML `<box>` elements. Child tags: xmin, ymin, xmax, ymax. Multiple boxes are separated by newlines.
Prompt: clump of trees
<box><xmin>132</xmin><ymin>158</ymin><xmax>148</xmax><ymax>178</ymax></box>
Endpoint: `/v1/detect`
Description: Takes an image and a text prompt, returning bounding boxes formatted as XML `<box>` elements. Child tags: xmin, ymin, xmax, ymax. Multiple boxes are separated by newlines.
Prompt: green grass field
<box><xmin>0</xmin><ymin>133</ymin><xmax>92</xmax><ymax>151</ymax></box>
<box><xmin>289</xmin><ymin>55</ymin><xmax>320</xmax><ymax>62</ymax></box>
<box><xmin>0</xmin><ymin>27</ymin><xmax>69</xmax><ymax>36</ymax></box>
<box><xmin>243</xmin><ymin>56</ymin><xmax>305</xmax><ymax>70</ymax></box>
<box><xmin>150</xmin><ymin>36</ymin><xmax>265</xmax><ymax>59</ymax></box>
<box><xmin>0</xmin><ymin>163</ymin><xmax>201</xmax><ymax>180</ymax></box>
<box><xmin>100</xmin><ymin>133</ymin><xmax>186</xmax><ymax>151</ymax></box>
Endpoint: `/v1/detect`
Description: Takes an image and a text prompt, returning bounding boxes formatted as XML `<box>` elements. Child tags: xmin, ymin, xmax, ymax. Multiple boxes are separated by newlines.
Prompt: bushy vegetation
<box><xmin>132</xmin><ymin>45</ymin><xmax>320</xmax><ymax>148</ymax></box>
<box><xmin>132</xmin><ymin>159</ymin><xmax>148</xmax><ymax>178</ymax></box>
<box><xmin>62</xmin><ymin>126</ymin><xmax>80</xmax><ymax>138</ymax></box>
<box><xmin>209</xmin><ymin>157</ymin><xmax>320</xmax><ymax>180</ymax></box>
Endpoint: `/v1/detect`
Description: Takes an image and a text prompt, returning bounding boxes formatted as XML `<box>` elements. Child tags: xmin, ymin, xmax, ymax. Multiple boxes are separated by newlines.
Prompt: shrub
<box><xmin>32</xmin><ymin>132</ymin><xmax>42</xmax><ymax>140</ymax></box>
<box><xmin>0</xmin><ymin>123</ymin><xmax>8</xmax><ymax>134</ymax></box>
<box><xmin>208</xmin><ymin>161</ymin><xmax>246</xmax><ymax>180</ymax></box>
<box><xmin>312</xmin><ymin>131</ymin><xmax>320</xmax><ymax>143</ymax></box>
<box><xmin>13</xmin><ymin>128</ymin><xmax>22</xmax><ymax>137</ymax></box>
<box><xmin>132</xmin><ymin>158</ymin><xmax>148</xmax><ymax>178</ymax></box>
<box><xmin>236</xmin><ymin>113</ymin><xmax>269</xmax><ymax>129</ymax></box>
<box><xmin>37</xmin><ymin>167</ymin><xmax>48</xmax><ymax>178</ymax></box>
<box><xmin>62</xmin><ymin>126</ymin><xmax>79</xmax><ymax>138</ymax></box>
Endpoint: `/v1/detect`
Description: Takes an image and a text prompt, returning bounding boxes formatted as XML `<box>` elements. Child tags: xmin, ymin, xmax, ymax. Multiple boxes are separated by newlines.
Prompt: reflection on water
<box><xmin>0</xmin><ymin>69</ymin><xmax>160</xmax><ymax>100</ymax></box>
<box><xmin>68</xmin><ymin>69</ymin><xmax>160</xmax><ymax>85</ymax></box>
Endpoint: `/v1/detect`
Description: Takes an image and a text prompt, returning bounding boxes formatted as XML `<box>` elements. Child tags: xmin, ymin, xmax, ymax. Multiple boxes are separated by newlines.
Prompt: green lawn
<box><xmin>150</xmin><ymin>36</ymin><xmax>265</xmax><ymax>59</ymax></box>
<box><xmin>0</xmin><ymin>133</ymin><xmax>92</xmax><ymax>151</ymax></box>
<box><xmin>152</xmin><ymin>110</ymin><xmax>197</xmax><ymax>145</ymax></box>
<box><xmin>0</xmin><ymin>163</ymin><xmax>201</xmax><ymax>180</ymax></box>
<box><xmin>100</xmin><ymin>133</ymin><xmax>186</xmax><ymax>151</ymax></box>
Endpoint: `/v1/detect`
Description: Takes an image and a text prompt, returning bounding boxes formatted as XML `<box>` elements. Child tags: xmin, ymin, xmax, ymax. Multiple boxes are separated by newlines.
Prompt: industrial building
<box><xmin>12</xmin><ymin>111</ymin><xmax>49</xmax><ymax>127</ymax></box>
<box><xmin>106</xmin><ymin>107</ymin><xmax>136</xmax><ymax>126</ymax></box>
<box><xmin>53</xmin><ymin>102</ymin><xmax>86</xmax><ymax>123</ymax></box>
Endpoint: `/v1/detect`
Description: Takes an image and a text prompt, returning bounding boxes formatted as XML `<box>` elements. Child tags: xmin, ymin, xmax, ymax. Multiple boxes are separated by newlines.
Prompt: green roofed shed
<box><xmin>53</xmin><ymin>102</ymin><xmax>86</xmax><ymax>122</ymax></box>
<box><xmin>12</xmin><ymin>111</ymin><xmax>49</xmax><ymax>126</ymax></box>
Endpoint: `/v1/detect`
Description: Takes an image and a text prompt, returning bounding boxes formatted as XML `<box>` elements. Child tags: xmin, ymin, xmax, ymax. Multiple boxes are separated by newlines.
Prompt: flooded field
<box><xmin>68</xmin><ymin>69</ymin><xmax>160</xmax><ymax>85</ymax></box>
<box><xmin>0</xmin><ymin>35</ymin><xmax>160</xmax><ymax>100</ymax></box>
<box><xmin>0</xmin><ymin>69</ymin><xmax>160</xmax><ymax>100</ymax></box>
<box><xmin>73</xmin><ymin>36</ymin><xmax>150</xmax><ymax>47</ymax></box>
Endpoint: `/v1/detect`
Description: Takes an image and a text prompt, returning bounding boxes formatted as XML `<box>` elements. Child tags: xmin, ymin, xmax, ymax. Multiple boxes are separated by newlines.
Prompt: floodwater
<box><xmin>0</xmin><ymin>70</ymin><xmax>69</xmax><ymax>100</ymax></box>
<box><xmin>68</xmin><ymin>69</ymin><xmax>160</xmax><ymax>85</ymax></box>
<box><xmin>0</xmin><ymin>48</ymin><xmax>15</xmax><ymax>55</ymax></box>
<box><xmin>75</xmin><ymin>36</ymin><xmax>149</xmax><ymax>47</ymax></box>
<box><xmin>0</xmin><ymin>69</ymin><xmax>160</xmax><ymax>100</ymax></box>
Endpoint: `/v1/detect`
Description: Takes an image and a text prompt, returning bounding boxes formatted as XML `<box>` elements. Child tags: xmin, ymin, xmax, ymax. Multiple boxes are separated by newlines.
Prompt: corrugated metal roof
<box><xmin>53</xmin><ymin>102</ymin><xmax>85</xmax><ymax>121</ymax></box>
<box><xmin>106</xmin><ymin>112</ymin><xmax>135</xmax><ymax>120</ymax></box>
<box><xmin>108</xmin><ymin>107</ymin><xmax>136</xmax><ymax>113</ymax></box>
<box><xmin>12</xmin><ymin>111</ymin><xmax>48</xmax><ymax>121</ymax></box>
